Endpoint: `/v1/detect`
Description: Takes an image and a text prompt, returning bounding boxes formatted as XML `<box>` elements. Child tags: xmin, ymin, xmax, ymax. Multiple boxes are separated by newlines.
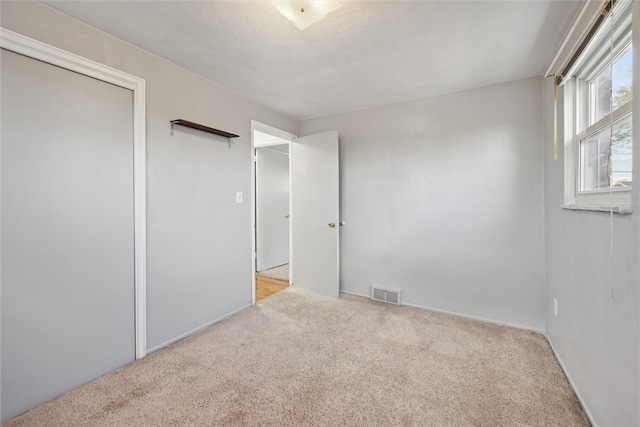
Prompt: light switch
<box><xmin>236</xmin><ymin>191</ymin><xmax>243</xmax><ymax>203</ymax></box>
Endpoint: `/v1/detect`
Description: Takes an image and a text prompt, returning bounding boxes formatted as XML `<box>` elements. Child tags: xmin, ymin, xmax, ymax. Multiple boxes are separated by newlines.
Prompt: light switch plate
<box><xmin>236</xmin><ymin>191</ymin><xmax>243</xmax><ymax>203</ymax></box>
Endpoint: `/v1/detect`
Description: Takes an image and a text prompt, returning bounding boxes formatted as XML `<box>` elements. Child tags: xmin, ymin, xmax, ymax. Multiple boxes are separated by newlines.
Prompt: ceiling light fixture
<box><xmin>274</xmin><ymin>1</ymin><xmax>341</xmax><ymax>31</ymax></box>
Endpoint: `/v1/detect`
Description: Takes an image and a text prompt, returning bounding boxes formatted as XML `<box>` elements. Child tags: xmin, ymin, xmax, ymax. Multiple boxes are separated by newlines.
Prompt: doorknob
<box><xmin>328</xmin><ymin>222</ymin><xmax>336</xmax><ymax>228</ymax></box>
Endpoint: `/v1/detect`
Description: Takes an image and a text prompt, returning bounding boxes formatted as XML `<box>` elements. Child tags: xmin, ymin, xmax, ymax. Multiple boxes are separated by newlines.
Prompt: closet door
<box><xmin>1</xmin><ymin>49</ymin><xmax>135</xmax><ymax>421</ymax></box>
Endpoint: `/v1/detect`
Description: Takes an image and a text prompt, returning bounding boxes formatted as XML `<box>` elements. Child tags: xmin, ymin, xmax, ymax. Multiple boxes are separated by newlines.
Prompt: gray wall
<box><xmin>1</xmin><ymin>1</ymin><xmax>296</xmax><ymax>352</ymax></box>
<box><xmin>299</xmin><ymin>77</ymin><xmax>546</xmax><ymax>330</ymax></box>
<box><xmin>541</xmin><ymin>21</ymin><xmax>640</xmax><ymax>425</ymax></box>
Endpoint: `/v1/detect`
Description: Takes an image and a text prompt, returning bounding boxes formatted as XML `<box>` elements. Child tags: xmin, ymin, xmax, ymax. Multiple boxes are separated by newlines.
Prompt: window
<box><xmin>562</xmin><ymin>0</ymin><xmax>633</xmax><ymax>211</ymax></box>
<box><xmin>579</xmin><ymin>113</ymin><xmax>631</xmax><ymax>191</ymax></box>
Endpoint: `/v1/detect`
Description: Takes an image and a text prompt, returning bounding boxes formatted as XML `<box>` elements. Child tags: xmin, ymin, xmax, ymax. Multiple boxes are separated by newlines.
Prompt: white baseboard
<box><xmin>146</xmin><ymin>303</ymin><xmax>251</xmax><ymax>354</ymax></box>
<box><xmin>340</xmin><ymin>289</ymin><xmax>544</xmax><ymax>334</ymax></box>
<box><xmin>544</xmin><ymin>332</ymin><xmax>597</xmax><ymax>427</ymax></box>
<box><xmin>339</xmin><ymin>289</ymin><xmax>368</xmax><ymax>298</ymax></box>
<box><xmin>401</xmin><ymin>301</ymin><xmax>546</xmax><ymax>334</ymax></box>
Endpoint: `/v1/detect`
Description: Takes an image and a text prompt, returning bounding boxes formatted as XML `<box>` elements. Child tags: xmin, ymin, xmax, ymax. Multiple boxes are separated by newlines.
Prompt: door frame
<box><xmin>250</xmin><ymin>120</ymin><xmax>296</xmax><ymax>304</ymax></box>
<box><xmin>1</xmin><ymin>28</ymin><xmax>148</xmax><ymax>359</ymax></box>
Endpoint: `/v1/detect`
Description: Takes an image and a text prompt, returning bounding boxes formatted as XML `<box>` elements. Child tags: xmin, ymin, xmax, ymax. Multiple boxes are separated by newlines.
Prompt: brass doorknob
<box><xmin>328</xmin><ymin>222</ymin><xmax>336</xmax><ymax>228</ymax></box>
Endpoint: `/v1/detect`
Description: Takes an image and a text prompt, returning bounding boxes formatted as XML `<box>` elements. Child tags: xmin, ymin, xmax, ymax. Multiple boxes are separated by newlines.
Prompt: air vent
<box><xmin>371</xmin><ymin>285</ymin><xmax>401</xmax><ymax>305</ymax></box>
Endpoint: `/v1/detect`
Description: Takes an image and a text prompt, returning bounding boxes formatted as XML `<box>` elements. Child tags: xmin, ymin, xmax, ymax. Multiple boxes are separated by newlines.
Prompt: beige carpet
<box><xmin>4</xmin><ymin>288</ymin><xmax>589</xmax><ymax>426</ymax></box>
<box><xmin>257</xmin><ymin>263</ymin><xmax>289</xmax><ymax>281</ymax></box>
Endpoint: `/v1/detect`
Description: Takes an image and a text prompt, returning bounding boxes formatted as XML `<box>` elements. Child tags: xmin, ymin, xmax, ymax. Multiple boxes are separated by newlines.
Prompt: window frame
<box><xmin>562</xmin><ymin>1</ymin><xmax>633</xmax><ymax>212</ymax></box>
<box><xmin>576</xmin><ymin>102</ymin><xmax>632</xmax><ymax>193</ymax></box>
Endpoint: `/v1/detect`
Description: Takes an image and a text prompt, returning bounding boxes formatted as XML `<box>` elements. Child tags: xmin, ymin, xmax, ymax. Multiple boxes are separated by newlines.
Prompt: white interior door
<box><xmin>256</xmin><ymin>147</ymin><xmax>290</xmax><ymax>272</ymax></box>
<box><xmin>291</xmin><ymin>131</ymin><xmax>339</xmax><ymax>298</ymax></box>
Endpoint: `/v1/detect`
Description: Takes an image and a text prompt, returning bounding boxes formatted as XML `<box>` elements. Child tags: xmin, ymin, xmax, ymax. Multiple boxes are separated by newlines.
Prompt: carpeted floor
<box><xmin>256</xmin><ymin>263</ymin><xmax>289</xmax><ymax>281</ymax></box>
<box><xmin>4</xmin><ymin>288</ymin><xmax>589</xmax><ymax>426</ymax></box>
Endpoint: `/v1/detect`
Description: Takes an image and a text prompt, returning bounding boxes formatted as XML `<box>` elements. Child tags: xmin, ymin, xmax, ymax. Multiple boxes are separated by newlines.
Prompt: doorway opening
<box><xmin>252</xmin><ymin>122</ymin><xmax>295</xmax><ymax>302</ymax></box>
<box><xmin>251</xmin><ymin>121</ymin><xmax>340</xmax><ymax>304</ymax></box>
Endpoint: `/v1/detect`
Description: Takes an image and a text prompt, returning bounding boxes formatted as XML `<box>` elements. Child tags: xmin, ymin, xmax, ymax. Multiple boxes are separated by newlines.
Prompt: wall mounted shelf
<box><xmin>170</xmin><ymin>119</ymin><xmax>239</xmax><ymax>147</ymax></box>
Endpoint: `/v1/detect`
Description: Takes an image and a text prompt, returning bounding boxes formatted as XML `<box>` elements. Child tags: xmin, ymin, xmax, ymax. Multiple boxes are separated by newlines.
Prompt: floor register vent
<box><xmin>371</xmin><ymin>285</ymin><xmax>401</xmax><ymax>305</ymax></box>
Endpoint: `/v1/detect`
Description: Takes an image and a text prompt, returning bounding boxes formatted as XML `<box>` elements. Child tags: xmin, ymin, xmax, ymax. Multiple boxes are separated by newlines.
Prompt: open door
<box><xmin>291</xmin><ymin>130</ymin><xmax>339</xmax><ymax>298</ymax></box>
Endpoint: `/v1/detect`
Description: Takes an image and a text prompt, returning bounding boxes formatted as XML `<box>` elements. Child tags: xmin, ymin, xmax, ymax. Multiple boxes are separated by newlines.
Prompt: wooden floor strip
<box><xmin>255</xmin><ymin>275</ymin><xmax>288</xmax><ymax>301</ymax></box>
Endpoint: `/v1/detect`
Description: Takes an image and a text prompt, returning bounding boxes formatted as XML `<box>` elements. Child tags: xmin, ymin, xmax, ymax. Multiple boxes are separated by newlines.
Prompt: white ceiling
<box><xmin>44</xmin><ymin>1</ymin><xmax>582</xmax><ymax>120</ymax></box>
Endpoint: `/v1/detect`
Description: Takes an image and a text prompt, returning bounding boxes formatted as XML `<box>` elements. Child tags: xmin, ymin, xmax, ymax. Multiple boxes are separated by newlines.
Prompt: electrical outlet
<box><xmin>553</xmin><ymin>297</ymin><xmax>558</xmax><ymax>317</ymax></box>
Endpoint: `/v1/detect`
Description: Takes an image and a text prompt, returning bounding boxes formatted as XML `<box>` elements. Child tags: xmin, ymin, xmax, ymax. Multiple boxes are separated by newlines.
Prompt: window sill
<box><xmin>560</xmin><ymin>204</ymin><xmax>633</xmax><ymax>214</ymax></box>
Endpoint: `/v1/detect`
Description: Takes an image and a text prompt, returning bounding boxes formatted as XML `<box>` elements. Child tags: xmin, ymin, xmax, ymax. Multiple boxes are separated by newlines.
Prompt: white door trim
<box><xmin>250</xmin><ymin>120</ymin><xmax>296</xmax><ymax>305</ymax></box>
<box><xmin>1</xmin><ymin>28</ymin><xmax>148</xmax><ymax>359</ymax></box>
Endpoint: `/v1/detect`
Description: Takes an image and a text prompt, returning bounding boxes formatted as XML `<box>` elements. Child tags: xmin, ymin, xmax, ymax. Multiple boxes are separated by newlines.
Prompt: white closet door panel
<box><xmin>1</xmin><ymin>49</ymin><xmax>135</xmax><ymax>421</ymax></box>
